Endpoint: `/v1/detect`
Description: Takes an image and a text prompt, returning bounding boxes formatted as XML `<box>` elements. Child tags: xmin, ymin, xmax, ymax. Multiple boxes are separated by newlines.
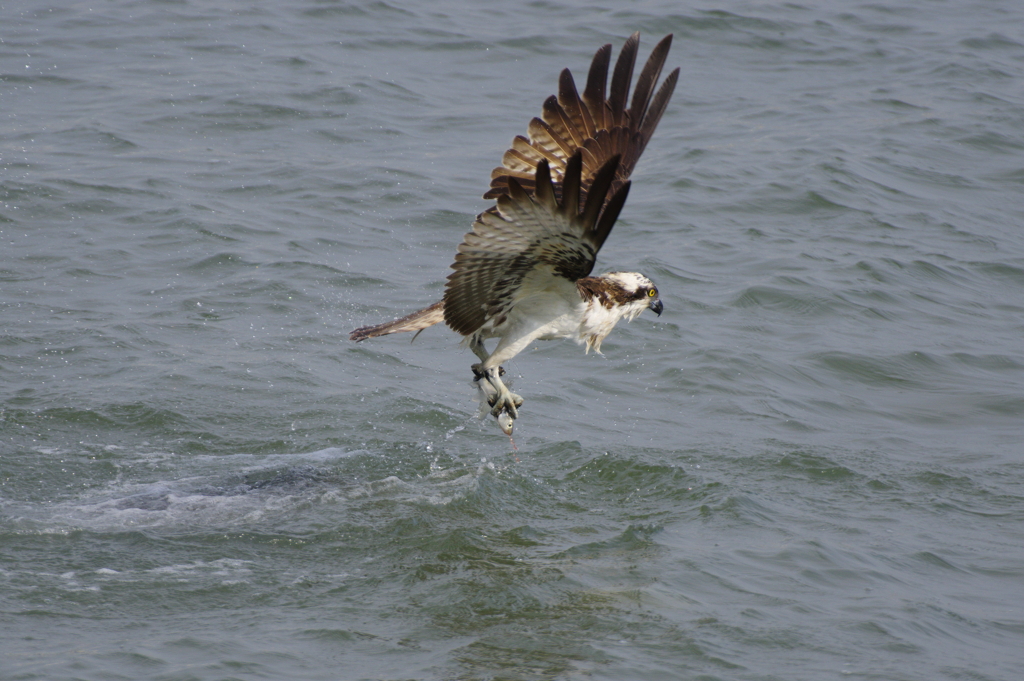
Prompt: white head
<box><xmin>576</xmin><ymin>271</ymin><xmax>663</xmax><ymax>353</ymax></box>
<box><xmin>600</xmin><ymin>271</ymin><xmax>663</xmax><ymax>320</ymax></box>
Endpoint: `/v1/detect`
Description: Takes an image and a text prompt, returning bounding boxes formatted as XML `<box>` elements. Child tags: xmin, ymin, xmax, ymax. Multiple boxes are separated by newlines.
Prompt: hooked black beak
<box><xmin>649</xmin><ymin>298</ymin><xmax>663</xmax><ymax>316</ymax></box>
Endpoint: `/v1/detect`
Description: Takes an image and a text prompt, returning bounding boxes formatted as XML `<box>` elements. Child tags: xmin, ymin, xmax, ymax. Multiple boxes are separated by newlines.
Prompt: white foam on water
<box><xmin>1</xmin><ymin>446</ymin><xmax>495</xmax><ymax>534</ymax></box>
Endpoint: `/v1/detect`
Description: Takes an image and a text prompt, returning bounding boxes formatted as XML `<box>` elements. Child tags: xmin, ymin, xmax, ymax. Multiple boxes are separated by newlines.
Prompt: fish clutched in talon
<box><xmin>497</xmin><ymin>412</ymin><xmax>516</xmax><ymax>440</ymax></box>
<box><xmin>496</xmin><ymin>409</ymin><xmax>518</xmax><ymax>455</ymax></box>
<box><xmin>474</xmin><ymin>366</ymin><xmax>520</xmax><ymax>443</ymax></box>
<box><xmin>350</xmin><ymin>33</ymin><xmax>676</xmax><ymax>436</ymax></box>
<box><xmin>474</xmin><ymin>373</ymin><xmax>519</xmax><ymax>452</ymax></box>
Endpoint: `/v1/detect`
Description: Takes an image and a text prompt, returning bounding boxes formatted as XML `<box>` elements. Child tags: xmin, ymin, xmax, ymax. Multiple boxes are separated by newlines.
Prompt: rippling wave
<box><xmin>3</xmin><ymin>1</ymin><xmax>1023</xmax><ymax>679</ymax></box>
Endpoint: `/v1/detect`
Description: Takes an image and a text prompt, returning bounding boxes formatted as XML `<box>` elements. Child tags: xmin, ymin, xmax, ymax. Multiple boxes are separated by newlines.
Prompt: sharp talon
<box><xmin>489</xmin><ymin>397</ymin><xmax>518</xmax><ymax>419</ymax></box>
<box><xmin>472</xmin><ymin>363</ymin><xmax>520</xmax><ymax>430</ymax></box>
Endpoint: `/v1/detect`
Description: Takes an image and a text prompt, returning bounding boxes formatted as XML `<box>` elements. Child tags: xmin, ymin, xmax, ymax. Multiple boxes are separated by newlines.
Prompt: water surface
<box><xmin>3</xmin><ymin>1</ymin><xmax>1023</xmax><ymax>680</ymax></box>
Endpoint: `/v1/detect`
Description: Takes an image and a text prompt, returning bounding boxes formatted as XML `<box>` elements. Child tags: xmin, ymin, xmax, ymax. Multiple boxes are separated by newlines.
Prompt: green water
<box><xmin>3</xmin><ymin>1</ymin><xmax>1023</xmax><ymax>680</ymax></box>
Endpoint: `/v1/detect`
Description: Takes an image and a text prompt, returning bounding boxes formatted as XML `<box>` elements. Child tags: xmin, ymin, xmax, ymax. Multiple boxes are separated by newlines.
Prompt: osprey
<box><xmin>351</xmin><ymin>33</ymin><xmax>678</xmax><ymax>435</ymax></box>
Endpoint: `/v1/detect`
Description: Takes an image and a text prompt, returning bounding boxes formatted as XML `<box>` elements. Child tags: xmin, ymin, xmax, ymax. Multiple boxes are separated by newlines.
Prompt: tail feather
<box><xmin>349</xmin><ymin>300</ymin><xmax>445</xmax><ymax>342</ymax></box>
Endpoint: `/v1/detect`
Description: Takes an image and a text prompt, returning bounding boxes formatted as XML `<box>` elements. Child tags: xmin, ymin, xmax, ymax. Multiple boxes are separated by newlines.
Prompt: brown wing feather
<box><xmin>444</xmin><ymin>154</ymin><xmax>628</xmax><ymax>336</ymax></box>
<box><xmin>483</xmin><ymin>32</ymin><xmax>678</xmax><ymax>209</ymax></box>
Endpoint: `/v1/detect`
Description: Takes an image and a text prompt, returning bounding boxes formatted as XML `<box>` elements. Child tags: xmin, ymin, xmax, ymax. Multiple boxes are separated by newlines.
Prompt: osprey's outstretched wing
<box><xmin>443</xmin><ymin>33</ymin><xmax>679</xmax><ymax>337</ymax></box>
<box><xmin>444</xmin><ymin>153</ymin><xmax>628</xmax><ymax>336</ymax></box>
<box><xmin>485</xmin><ymin>32</ymin><xmax>678</xmax><ymax>211</ymax></box>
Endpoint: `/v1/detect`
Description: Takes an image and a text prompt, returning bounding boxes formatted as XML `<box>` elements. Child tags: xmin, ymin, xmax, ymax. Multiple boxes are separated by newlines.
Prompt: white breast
<box><xmin>576</xmin><ymin>297</ymin><xmax>648</xmax><ymax>353</ymax></box>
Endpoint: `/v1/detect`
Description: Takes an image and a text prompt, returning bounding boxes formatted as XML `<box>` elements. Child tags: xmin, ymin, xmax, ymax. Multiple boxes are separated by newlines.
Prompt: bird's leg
<box><xmin>469</xmin><ymin>339</ymin><xmax>523</xmax><ymax>422</ymax></box>
<box><xmin>471</xmin><ymin>364</ymin><xmax>523</xmax><ymax>418</ymax></box>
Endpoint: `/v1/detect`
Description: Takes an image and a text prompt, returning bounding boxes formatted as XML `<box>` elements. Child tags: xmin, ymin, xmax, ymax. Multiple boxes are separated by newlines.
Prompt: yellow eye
<box><xmin>647</xmin><ymin>289</ymin><xmax>657</xmax><ymax>297</ymax></box>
